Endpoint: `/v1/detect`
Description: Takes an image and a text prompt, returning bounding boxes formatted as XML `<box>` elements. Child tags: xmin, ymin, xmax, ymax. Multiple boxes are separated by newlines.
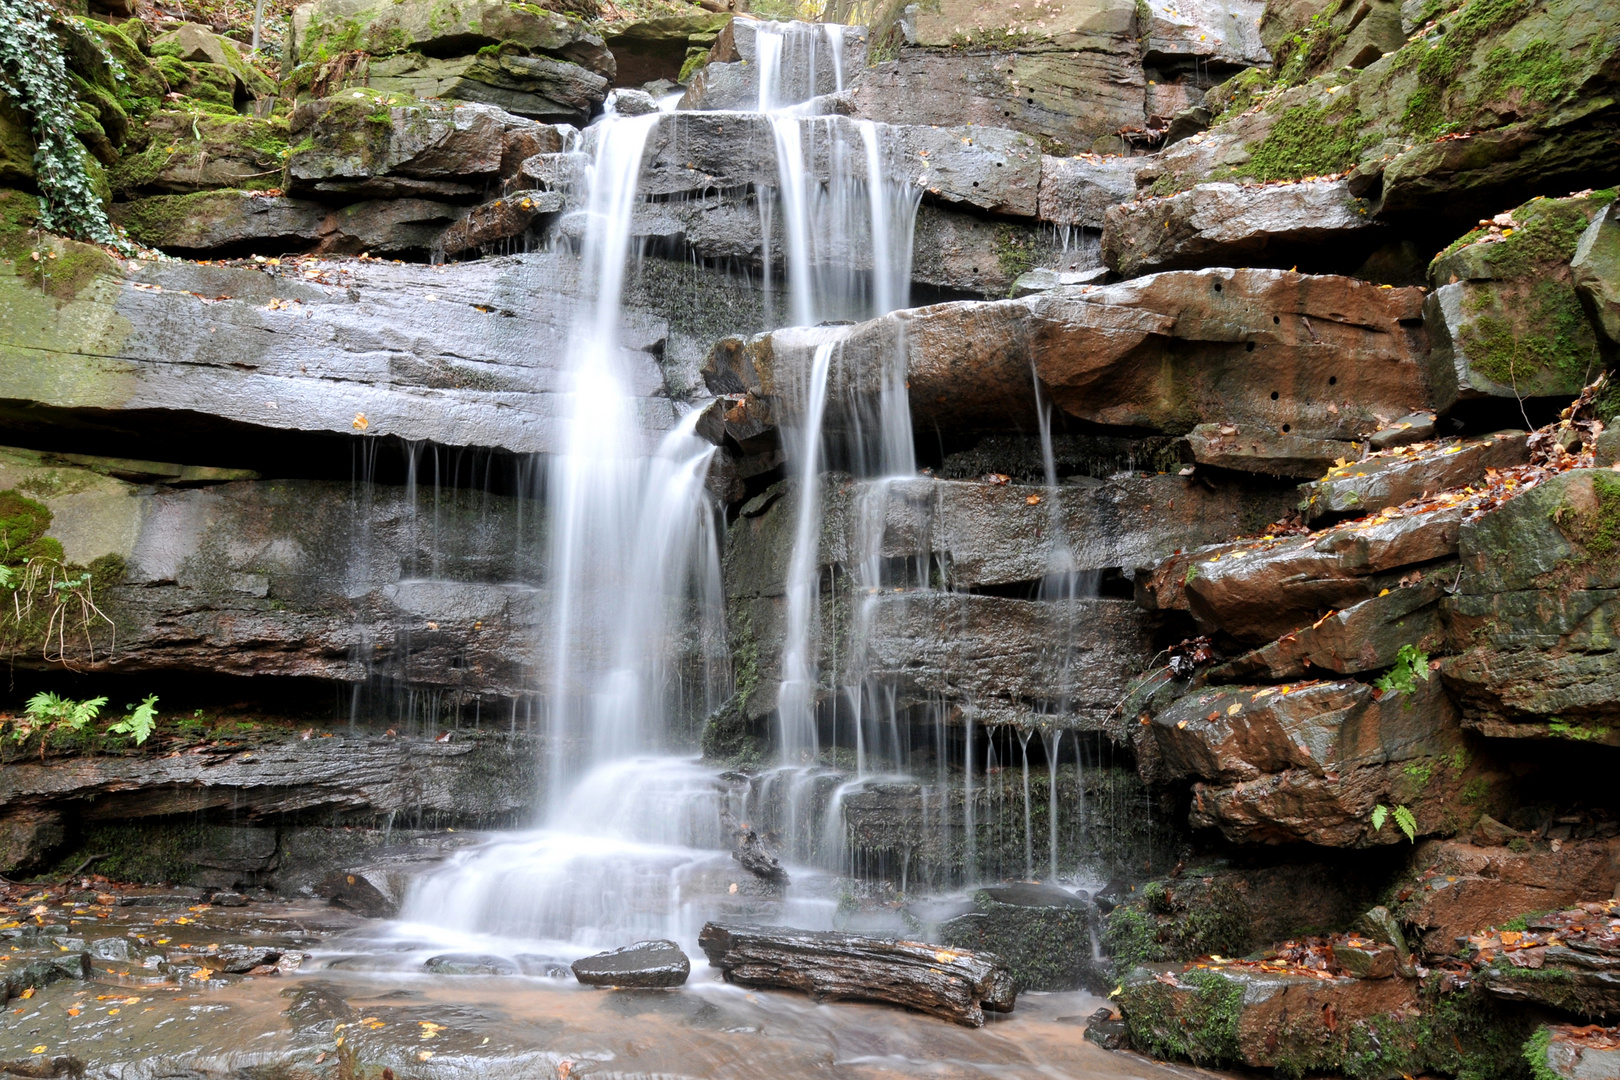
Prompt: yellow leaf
<box><xmin>1227</xmin><ymin>703</ymin><xmax>1241</xmax><ymax>715</ymax></box>
<box><xmin>353</xmin><ymin>412</ymin><xmax>369</xmax><ymax>431</ymax></box>
<box><xmin>20</xmin><ymin>988</ymin><xmax>34</xmax><ymax>999</ymax></box>
<box><xmin>29</xmin><ymin>1046</ymin><xmax>45</xmax><ymax>1055</ymax></box>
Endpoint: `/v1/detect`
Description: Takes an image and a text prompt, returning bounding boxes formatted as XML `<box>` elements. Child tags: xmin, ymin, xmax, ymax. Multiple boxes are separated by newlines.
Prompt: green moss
<box><xmin>1237</xmin><ymin>99</ymin><xmax>1374</xmax><ymax>182</ymax></box>
<box><xmin>1522</xmin><ymin>1027</ymin><xmax>1560</xmax><ymax>1080</ymax></box>
<box><xmin>1396</xmin><ymin>0</ymin><xmax>1535</xmax><ymax>138</ymax></box>
<box><xmin>1423</xmin><ymin>983</ymin><xmax>1535</xmax><ymax>1080</ymax></box>
<box><xmin>1272</xmin><ymin>0</ymin><xmax>1354</xmax><ymax>86</ymax></box>
<box><xmin>1124</xmin><ymin>968</ymin><xmax>1244</xmax><ymax>1066</ymax></box>
<box><xmin>45</xmin><ymin>820</ymin><xmax>206</xmax><ymax>884</ymax></box>
<box><xmin>1458</xmin><ymin>278</ymin><xmax>1600</xmax><ymax>389</ymax></box>
<box><xmin>1547</xmin><ymin>717</ymin><xmax>1611</xmax><ymax>741</ymax></box>
<box><xmin>1102</xmin><ymin>876</ymin><xmax>1252</xmax><ymax>968</ymax></box>
<box><xmin>1209</xmin><ymin>66</ymin><xmax>1278</xmax><ymax>124</ymax></box>
<box><xmin>993</xmin><ymin>225</ymin><xmax>1035</xmax><ymax>296</ymax></box>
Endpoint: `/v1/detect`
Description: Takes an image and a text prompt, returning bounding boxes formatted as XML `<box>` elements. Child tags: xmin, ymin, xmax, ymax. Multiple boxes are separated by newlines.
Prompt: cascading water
<box><xmin>387</xmin><ymin>24</ymin><xmax>924</xmax><ymax>957</ymax></box>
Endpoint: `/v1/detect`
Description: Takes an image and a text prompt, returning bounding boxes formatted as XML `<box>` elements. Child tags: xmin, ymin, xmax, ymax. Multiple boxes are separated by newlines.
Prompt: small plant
<box><xmin>12</xmin><ymin>691</ymin><xmax>107</xmax><ymax>757</ymax></box>
<box><xmin>107</xmin><ymin>694</ymin><xmax>160</xmax><ymax>745</ymax></box>
<box><xmin>1375</xmin><ymin>644</ymin><xmax>1431</xmax><ymax>697</ymax></box>
<box><xmin>1372</xmin><ymin>803</ymin><xmax>1419</xmax><ymax>843</ymax></box>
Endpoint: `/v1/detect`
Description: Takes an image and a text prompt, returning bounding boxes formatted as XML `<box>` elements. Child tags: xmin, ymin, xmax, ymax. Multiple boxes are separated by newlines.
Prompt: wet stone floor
<box><xmin>0</xmin><ymin>887</ymin><xmax>1218</xmax><ymax>1080</ymax></box>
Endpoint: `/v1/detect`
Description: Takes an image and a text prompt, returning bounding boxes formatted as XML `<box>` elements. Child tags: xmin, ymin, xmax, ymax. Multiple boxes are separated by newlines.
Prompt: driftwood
<box><xmin>697</xmin><ymin>922</ymin><xmax>1018</xmax><ymax>1026</ymax></box>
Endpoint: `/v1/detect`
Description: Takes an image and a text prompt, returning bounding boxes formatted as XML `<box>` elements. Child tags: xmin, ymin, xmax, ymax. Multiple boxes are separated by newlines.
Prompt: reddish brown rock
<box><xmin>437</xmin><ymin>190</ymin><xmax>565</xmax><ymax>255</ymax></box>
<box><xmin>1188</xmin><ymin>422</ymin><xmax>1358</xmax><ymax>478</ymax></box>
<box><xmin>1394</xmin><ymin>840</ymin><xmax>1620</xmax><ymax>955</ymax></box>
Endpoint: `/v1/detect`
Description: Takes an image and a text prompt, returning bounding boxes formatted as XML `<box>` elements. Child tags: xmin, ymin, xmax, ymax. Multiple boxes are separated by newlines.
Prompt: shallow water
<box><xmin>0</xmin><ymin>896</ymin><xmax>1221</xmax><ymax>1080</ymax></box>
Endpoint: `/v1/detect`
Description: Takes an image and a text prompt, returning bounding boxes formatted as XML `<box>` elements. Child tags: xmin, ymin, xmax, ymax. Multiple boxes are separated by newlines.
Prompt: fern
<box><xmin>107</xmin><ymin>694</ymin><xmax>159</xmax><ymax>745</ymax></box>
<box><xmin>1372</xmin><ymin>802</ymin><xmax>1418</xmax><ymax>843</ymax></box>
<box><xmin>1375</xmin><ymin>643</ymin><xmax>1431</xmax><ymax>696</ymax></box>
<box><xmin>13</xmin><ymin>691</ymin><xmax>107</xmax><ymax>755</ymax></box>
<box><xmin>1393</xmin><ymin>804</ymin><xmax>1418</xmax><ymax>842</ymax></box>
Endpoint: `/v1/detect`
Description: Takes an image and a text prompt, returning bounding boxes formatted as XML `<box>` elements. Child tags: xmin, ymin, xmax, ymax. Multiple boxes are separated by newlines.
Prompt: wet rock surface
<box><xmin>936</xmin><ymin>884</ymin><xmax>1102</xmax><ymax>992</ymax></box>
<box><xmin>572</xmin><ymin>940</ymin><xmax>691</xmax><ymax>987</ymax></box>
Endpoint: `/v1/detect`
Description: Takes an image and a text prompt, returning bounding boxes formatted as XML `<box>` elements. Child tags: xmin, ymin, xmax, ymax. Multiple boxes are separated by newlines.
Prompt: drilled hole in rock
<box><xmin>1213</xmin><ymin>281</ymin><xmax>1222</xmax><ymax>292</ymax></box>
<box><xmin>1329</xmin><ymin>376</ymin><xmax>1338</xmax><ymax>385</ymax></box>
<box><xmin>1245</xmin><ymin>341</ymin><xmax>1255</xmax><ymax>352</ymax></box>
<box><xmin>1271</xmin><ymin>391</ymin><xmax>1280</xmax><ymax>400</ymax></box>
<box><xmin>1273</xmin><ymin>315</ymin><xmax>1281</xmax><ymax>324</ymax></box>
<box><xmin>1282</xmin><ymin>424</ymin><xmax>1291</xmax><ymax>433</ymax></box>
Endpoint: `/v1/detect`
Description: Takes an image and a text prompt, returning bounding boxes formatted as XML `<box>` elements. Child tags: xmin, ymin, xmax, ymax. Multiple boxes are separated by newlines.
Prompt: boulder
<box><xmin>289</xmin><ymin>0</ymin><xmax>615</xmax><ymax>79</ymax></box>
<box><xmin>1139</xmin><ymin>0</ymin><xmax>1620</xmax><ymax>228</ymax></box>
<box><xmin>286</xmin><ymin>94</ymin><xmax>525</xmax><ymax>200</ymax></box>
<box><xmin>366</xmin><ymin>50</ymin><xmax>609</xmax><ymax>125</ymax></box>
<box><xmin>1037</xmin><ymin>154</ymin><xmax>1148</xmax><ymax>228</ymax></box>
<box><xmin>150</xmin><ymin>22</ymin><xmax>276</xmax><ymax>100</ymax></box>
<box><xmin>1146</xmin><ymin>677</ymin><xmax>1493</xmax><ymax>847</ymax></box>
<box><xmin>750</xmin><ymin>269</ymin><xmax>1431</xmax><ymax>442</ymax></box>
<box><xmin>698</xmin><ymin>922</ymin><xmax>1017</xmax><ymax>1026</ymax></box>
<box><xmin>437</xmin><ymin>189</ymin><xmax>564</xmax><ymax>254</ymax></box>
<box><xmin>1573</xmin><ymin>203</ymin><xmax>1620</xmax><ymax>347</ymax></box>
<box><xmin>1426</xmin><ymin>192</ymin><xmax>1615</xmax><ymax>407</ymax></box>
<box><xmin>1300</xmin><ymin>431</ymin><xmax>1529</xmax><ymax>520</ymax></box>
<box><xmin>1102</xmin><ymin>180</ymin><xmax>1378</xmax><ymax>278</ymax></box>
<box><xmin>1441</xmin><ymin>469</ymin><xmax>1620</xmax><ymax>742</ymax></box>
<box><xmin>1393</xmin><ymin>841</ymin><xmax>1620</xmax><ymax>955</ymax></box>
<box><xmin>572</xmin><ymin>940</ymin><xmax>690</xmax><ymax>987</ymax></box>
<box><xmin>1187</xmin><ymin>422</ymin><xmax>1358</xmax><ymax>478</ymax></box>
<box><xmin>1369</xmin><ymin>412</ymin><xmax>1438</xmax><ymax>450</ymax></box>
<box><xmin>1117</xmin><ymin>961</ymin><xmax>1424</xmax><ymax>1072</ymax></box>
<box><xmin>1208</xmin><ymin>575</ymin><xmax>1448</xmax><ymax>681</ymax></box>
<box><xmin>1530</xmin><ymin>1024</ymin><xmax>1620</xmax><ymax>1080</ymax></box>
<box><xmin>425</xmin><ymin>953</ymin><xmax>520</xmax><ymax>975</ymax></box>
<box><xmin>937</xmin><ymin>884</ymin><xmax>1100</xmax><ymax>992</ymax></box>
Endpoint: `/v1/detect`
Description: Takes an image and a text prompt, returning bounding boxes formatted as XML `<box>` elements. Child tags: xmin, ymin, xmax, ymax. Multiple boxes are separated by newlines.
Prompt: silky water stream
<box><xmin>2</xmin><ymin>22</ymin><xmax>1213</xmax><ymax>1079</ymax></box>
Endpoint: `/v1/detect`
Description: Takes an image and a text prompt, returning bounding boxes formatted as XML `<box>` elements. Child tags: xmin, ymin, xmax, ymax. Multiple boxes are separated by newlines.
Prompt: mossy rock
<box><xmin>1427</xmin><ymin>190</ymin><xmax>1618</xmax><ymax>403</ymax></box>
<box><xmin>1148</xmin><ymin>0</ymin><xmax>1620</xmax><ymax>218</ymax></box>
<box><xmin>72</xmin><ymin>16</ymin><xmax>170</xmax><ymax>123</ymax></box>
<box><xmin>1102</xmin><ymin>875</ymin><xmax>1253</xmax><ymax>968</ymax></box>
<box><xmin>111</xmin><ymin>110</ymin><xmax>289</xmax><ymax>196</ymax></box>
<box><xmin>289</xmin><ymin>0</ymin><xmax>609</xmax><ymax>72</ymax></box>
<box><xmin>153</xmin><ymin>56</ymin><xmax>250</xmax><ymax>113</ymax></box>
<box><xmin>0</xmin><ymin>96</ymin><xmax>38</xmax><ymax>189</ymax></box>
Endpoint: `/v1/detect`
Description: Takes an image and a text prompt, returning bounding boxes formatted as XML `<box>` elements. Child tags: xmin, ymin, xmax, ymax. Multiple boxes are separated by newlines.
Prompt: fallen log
<box><xmin>697</xmin><ymin>922</ymin><xmax>1018</xmax><ymax>1026</ymax></box>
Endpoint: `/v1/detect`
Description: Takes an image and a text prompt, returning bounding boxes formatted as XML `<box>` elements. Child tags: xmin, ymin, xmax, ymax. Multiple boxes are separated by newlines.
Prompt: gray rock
<box><xmin>90</xmin><ymin>937</ymin><xmax>131</xmax><ymax>961</ymax></box>
<box><xmin>610</xmin><ymin>88</ymin><xmax>659</xmax><ymax>116</ymax></box>
<box><xmin>1037</xmin><ymin>154</ymin><xmax>1150</xmax><ymax>228</ymax></box>
<box><xmin>572</xmin><ymin>939</ymin><xmax>691</xmax><ymax>987</ymax></box>
<box><xmin>1573</xmin><ymin>203</ymin><xmax>1620</xmax><ymax>346</ymax></box>
<box><xmin>1010</xmin><ymin>265</ymin><xmax>1111</xmax><ymax>296</ymax></box>
<box><xmin>286</xmin><ymin>96</ymin><xmax>530</xmax><ymax>200</ymax></box>
<box><xmin>367</xmin><ymin>52</ymin><xmax>609</xmax><ymax>126</ymax></box>
<box><xmin>113</xmin><ymin>190</ymin><xmax>469</xmax><ymax>257</ymax></box>
<box><xmin>209</xmin><ymin>891</ymin><xmax>250</xmax><ymax>907</ymax></box>
<box><xmin>0</xmin><ymin>252</ymin><xmax>681</xmax><ymax>454</ymax></box>
<box><xmin>1101</xmin><ymin>180</ymin><xmax>1377</xmax><ymax>278</ymax></box>
<box><xmin>1368</xmin><ymin>412</ymin><xmax>1438</xmax><ymax>450</ymax></box>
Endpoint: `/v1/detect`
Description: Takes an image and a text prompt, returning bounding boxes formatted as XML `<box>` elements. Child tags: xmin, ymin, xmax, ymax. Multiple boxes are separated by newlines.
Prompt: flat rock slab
<box><xmin>0</xmin><ymin>249</ymin><xmax>676</xmax><ymax>454</ymax></box>
<box><xmin>1102</xmin><ymin>180</ymin><xmax>1376</xmax><ymax>278</ymax></box>
<box><xmin>698</xmin><ymin>922</ymin><xmax>1016</xmax><ymax>1026</ymax></box>
<box><xmin>749</xmin><ymin>268</ymin><xmax>1432</xmax><ymax>442</ymax></box>
<box><xmin>1301</xmin><ymin>432</ymin><xmax>1529</xmax><ymax>520</ymax></box>
<box><xmin>1188</xmin><ymin>422</ymin><xmax>1357</xmax><ymax>478</ymax></box>
<box><xmin>1536</xmin><ymin>1023</ymin><xmax>1620</xmax><ymax>1080</ymax></box>
<box><xmin>1038</xmin><ymin>154</ymin><xmax>1148</xmax><ymax>228</ymax></box>
<box><xmin>572</xmin><ymin>940</ymin><xmax>690</xmax><ymax>987</ymax></box>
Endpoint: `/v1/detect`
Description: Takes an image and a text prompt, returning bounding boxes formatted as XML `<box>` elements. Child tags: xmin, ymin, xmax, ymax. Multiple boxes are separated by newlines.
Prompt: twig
<box><xmin>69</xmin><ymin>853</ymin><xmax>110</xmax><ymax>876</ymax></box>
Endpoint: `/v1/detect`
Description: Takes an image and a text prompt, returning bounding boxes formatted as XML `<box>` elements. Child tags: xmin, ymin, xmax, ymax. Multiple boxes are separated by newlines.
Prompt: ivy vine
<box><xmin>0</xmin><ymin>0</ymin><xmax>129</xmax><ymax>250</ymax></box>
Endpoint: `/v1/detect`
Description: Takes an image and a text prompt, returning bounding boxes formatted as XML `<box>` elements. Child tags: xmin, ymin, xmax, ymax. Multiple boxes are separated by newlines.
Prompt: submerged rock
<box><xmin>572</xmin><ymin>940</ymin><xmax>691</xmax><ymax>988</ymax></box>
